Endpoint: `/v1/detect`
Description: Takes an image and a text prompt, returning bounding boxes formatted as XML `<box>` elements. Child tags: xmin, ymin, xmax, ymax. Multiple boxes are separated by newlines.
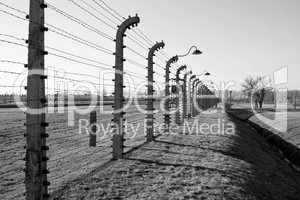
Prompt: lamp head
<box><xmin>192</xmin><ymin>49</ymin><xmax>202</xmax><ymax>55</ymax></box>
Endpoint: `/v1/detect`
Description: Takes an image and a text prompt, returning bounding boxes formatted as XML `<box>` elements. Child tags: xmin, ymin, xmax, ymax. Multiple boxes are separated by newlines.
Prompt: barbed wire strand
<box><xmin>46</xmin><ymin>2</ymin><xmax>114</xmax><ymax>41</ymax></box>
<box><xmin>0</xmin><ymin>1</ymin><xmax>27</xmax><ymax>15</ymax></box>
<box><xmin>68</xmin><ymin>0</ymin><xmax>117</xmax><ymax>30</ymax></box>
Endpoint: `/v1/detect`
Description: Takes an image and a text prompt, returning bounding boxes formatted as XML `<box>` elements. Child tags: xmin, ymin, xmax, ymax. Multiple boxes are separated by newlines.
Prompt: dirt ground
<box><xmin>0</xmin><ymin>105</ymin><xmax>165</xmax><ymax>200</ymax></box>
<box><xmin>50</xmin><ymin>110</ymin><xmax>300</xmax><ymax>200</ymax></box>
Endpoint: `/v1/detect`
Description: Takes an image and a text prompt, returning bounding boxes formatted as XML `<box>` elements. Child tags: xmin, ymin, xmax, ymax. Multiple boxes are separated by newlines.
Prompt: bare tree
<box><xmin>241</xmin><ymin>76</ymin><xmax>259</xmax><ymax>102</ymax></box>
<box><xmin>242</xmin><ymin>76</ymin><xmax>270</xmax><ymax>111</ymax></box>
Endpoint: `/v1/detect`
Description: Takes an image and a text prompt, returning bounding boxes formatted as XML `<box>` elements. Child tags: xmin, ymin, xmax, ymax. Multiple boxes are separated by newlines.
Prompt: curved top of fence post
<box><xmin>192</xmin><ymin>78</ymin><xmax>200</xmax><ymax>87</ymax></box>
<box><xmin>166</xmin><ymin>55</ymin><xmax>178</xmax><ymax>67</ymax></box>
<box><xmin>201</xmin><ymin>84</ymin><xmax>211</xmax><ymax>94</ymax></box>
<box><xmin>148</xmin><ymin>41</ymin><xmax>165</xmax><ymax>60</ymax></box>
<box><xmin>184</xmin><ymin>70</ymin><xmax>192</xmax><ymax>80</ymax></box>
<box><xmin>196</xmin><ymin>80</ymin><xmax>202</xmax><ymax>89</ymax></box>
<box><xmin>176</xmin><ymin>65</ymin><xmax>187</xmax><ymax>75</ymax></box>
<box><xmin>116</xmin><ymin>14</ymin><xmax>140</xmax><ymax>38</ymax></box>
<box><xmin>176</xmin><ymin>65</ymin><xmax>187</xmax><ymax>81</ymax></box>
<box><xmin>189</xmin><ymin>75</ymin><xmax>196</xmax><ymax>82</ymax></box>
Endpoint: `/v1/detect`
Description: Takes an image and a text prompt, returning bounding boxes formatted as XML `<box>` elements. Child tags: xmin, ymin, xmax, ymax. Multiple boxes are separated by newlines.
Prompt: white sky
<box><xmin>0</xmin><ymin>0</ymin><xmax>299</xmax><ymax>95</ymax></box>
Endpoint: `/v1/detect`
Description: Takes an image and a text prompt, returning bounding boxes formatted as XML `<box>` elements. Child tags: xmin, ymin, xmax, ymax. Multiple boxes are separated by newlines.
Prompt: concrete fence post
<box><xmin>112</xmin><ymin>15</ymin><xmax>140</xmax><ymax>160</ymax></box>
<box><xmin>175</xmin><ymin>65</ymin><xmax>186</xmax><ymax>125</ymax></box>
<box><xmin>202</xmin><ymin>86</ymin><xmax>206</xmax><ymax>111</ymax></box>
<box><xmin>188</xmin><ymin>75</ymin><xmax>196</xmax><ymax>118</ymax></box>
<box><xmin>25</xmin><ymin>0</ymin><xmax>50</xmax><ymax>199</ymax></box>
<box><xmin>182</xmin><ymin>71</ymin><xmax>191</xmax><ymax>120</ymax></box>
<box><xmin>164</xmin><ymin>56</ymin><xmax>178</xmax><ymax>133</ymax></box>
<box><xmin>195</xmin><ymin>81</ymin><xmax>201</xmax><ymax>115</ymax></box>
<box><xmin>294</xmin><ymin>93</ymin><xmax>297</xmax><ymax>110</ymax></box>
<box><xmin>146</xmin><ymin>41</ymin><xmax>165</xmax><ymax>142</ymax></box>
<box><xmin>89</xmin><ymin>111</ymin><xmax>97</xmax><ymax>147</ymax></box>
<box><xmin>191</xmin><ymin>79</ymin><xmax>199</xmax><ymax>117</ymax></box>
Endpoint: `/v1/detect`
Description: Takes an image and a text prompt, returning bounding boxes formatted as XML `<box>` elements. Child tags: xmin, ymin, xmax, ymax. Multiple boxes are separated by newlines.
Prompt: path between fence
<box><xmin>52</xmin><ymin>109</ymin><xmax>300</xmax><ymax>200</ymax></box>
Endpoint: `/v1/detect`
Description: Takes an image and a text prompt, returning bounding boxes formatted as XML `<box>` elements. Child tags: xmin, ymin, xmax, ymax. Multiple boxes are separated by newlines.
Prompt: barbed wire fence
<box><xmin>0</xmin><ymin>0</ymin><xmax>175</xmax><ymax>199</ymax></box>
<box><xmin>0</xmin><ymin>0</ymin><xmax>219</xmax><ymax>199</ymax></box>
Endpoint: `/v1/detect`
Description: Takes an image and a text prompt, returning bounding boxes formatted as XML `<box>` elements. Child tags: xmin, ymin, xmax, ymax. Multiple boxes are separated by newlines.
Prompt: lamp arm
<box><xmin>177</xmin><ymin>46</ymin><xmax>197</xmax><ymax>58</ymax></box>
<box><xmin>196</xmin><ymin>70</ymin><xmax>210</xmax><ymax>77</ymax></box>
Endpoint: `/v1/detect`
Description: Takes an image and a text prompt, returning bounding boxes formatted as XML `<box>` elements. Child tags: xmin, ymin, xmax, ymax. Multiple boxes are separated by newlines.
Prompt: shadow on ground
<box><xmin>51</xmin><ymin>110</ymin><xmax>300</xmax><ymax>200</ymax></box>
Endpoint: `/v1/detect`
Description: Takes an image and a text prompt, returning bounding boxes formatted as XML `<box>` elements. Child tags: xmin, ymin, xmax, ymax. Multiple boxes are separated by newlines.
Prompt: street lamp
<box><xmin>164</xmin><ymin>45</ymin><xmax>202</xmax><ymax>129</ymax></box>
<box><xmin>195</xmin><ymin>70</ymin><xmax>211</xmax><ymax>77</ymax></box>
<box><xmin>177</xmin><ymin>45</ymin><xmax>202</xmax><ymax>58</ymax></box>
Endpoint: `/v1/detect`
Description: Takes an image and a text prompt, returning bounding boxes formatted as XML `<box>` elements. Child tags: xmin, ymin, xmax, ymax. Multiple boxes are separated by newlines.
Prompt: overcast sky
<box><xmin>0</xmin><ymin>0</ymin><xmax>299</xmax><ymax>94</ymax></box>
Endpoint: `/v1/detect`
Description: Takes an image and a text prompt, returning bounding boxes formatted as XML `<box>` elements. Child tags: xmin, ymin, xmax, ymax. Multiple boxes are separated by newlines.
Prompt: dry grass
<box><xmin>0</xmin><ymin>105</ymin><xmax>164</xmax><ymax>200</ymax></box>
<box><xmin>51</xmin><ymin>111</ymin><xmax>300</xmax><ymax>200</ymax></box>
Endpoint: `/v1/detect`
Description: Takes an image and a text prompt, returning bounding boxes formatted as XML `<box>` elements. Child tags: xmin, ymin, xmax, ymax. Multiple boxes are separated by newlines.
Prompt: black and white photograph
<box><xmin>0</xmin><ymin>0</ymin><xmax>300</xmax><ymax>199</ymax></box>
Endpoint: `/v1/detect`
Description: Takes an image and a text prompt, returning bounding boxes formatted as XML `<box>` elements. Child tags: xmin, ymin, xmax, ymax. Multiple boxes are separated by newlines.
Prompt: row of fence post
<box><xmin>179</xmin><ymin>77</ymin><xmax>219</xmax><ymax>122</ymax></box>
<box><xmin>25</xmin><ymin>0</ymin><xmax>219</xmax><ymax>198</ymax></box>
<box><xmin>111</xmin><ymin>13</ymin><xmax>166</xmax><ymax>159</ymax></box>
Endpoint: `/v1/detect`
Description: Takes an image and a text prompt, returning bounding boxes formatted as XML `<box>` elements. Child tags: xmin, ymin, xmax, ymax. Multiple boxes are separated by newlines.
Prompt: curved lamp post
<box><xmin>177</xmin><ymin>45</ymin><xmax>202</xmax><ymax>57</ymax></box>
<box><xmin>195</xmin><ymin>70</ymin><xmax>211</xmax><ymax>77</ymax></box>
